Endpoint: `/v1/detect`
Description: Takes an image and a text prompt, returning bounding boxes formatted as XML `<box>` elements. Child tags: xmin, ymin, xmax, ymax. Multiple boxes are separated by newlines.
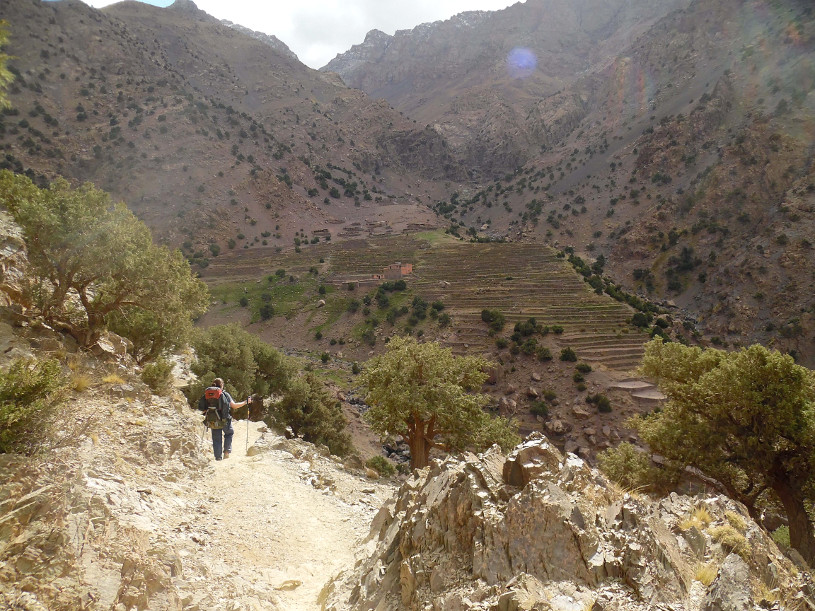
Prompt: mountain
<box><xmin>219</xmin><ymin>20</ymin><xmax>299</xmax><ymax>61</ymax></box>
<box><xmin>323</xmin><ymin>0</ymin><xmax>693</xmax><ymax>177</ymax></box>
<box><xmin>327</xmin><ymin>0</ymin><xmax>815</xmax><ymax>364</ymax></box>
<box><xmin>0</xmin><ymin>0</ymin><xmax>813</xmax><ymax>365</ymax></box>
<box><xmin>0</xmin><ymin>0</ymin><xmax>458</xmax><ymax>253</ymax></box>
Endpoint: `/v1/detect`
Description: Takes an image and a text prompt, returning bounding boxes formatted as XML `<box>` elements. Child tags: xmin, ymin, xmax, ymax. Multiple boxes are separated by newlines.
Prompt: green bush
<box><xmin>366</xmin><ymin>455</ymin><xmax>395</xmax><ymax>477</ymax></box>
<box><xmin>771</xmin><ymin>525</ymin><xmax>790</xmax><ymax>548</ymax></box>
<box><xmin>536</xmin><ymin>346</ymin><xmax>552</xmax><ymax>361</ymax></box>
<box><xmin>495</xmin><ymin>337</ymin><xmax>509</xmax><ymax>349</ymax></box>
<box><xmin>597</xmin><ymin>442</ymin><xmax>679</xmax><ymax>493</ymax></box>
<box><xmin>141</xmin><ymin>357</ymin><xmax>173</xmax><ymax>394</ymax></box>
<box><xmin>530</xmin><ymin>401</ymin><xmax>548</xmax><ymax>417</ymax></box>
<box><xmin>560</xmin><ymin>347</ymin><xmax>577</xmax><ymax>362</ymax></box>
<box><xmin>481</xmin><ymin>309</ymin><xmax>506</xmax><ymax>332</ymax></box>
<box><xmin>0</xmin><ymin>357</ymin><xmax>66</xmax><ymax>454</ymax></box>
<box><xmin>351</xmin><ymin>362</ymin><xmax>361</xmax><ymax>375</ymax></box>
<box><xmin>587</xmin><ymin>393</ymin><xmax>612</xmax><ymax>412</ymax></box>
<box><xmin>188</xmin><ymin>324</ymin><xmax>290</xmax><ymax>404</ymax></box>
<box><xmin>268</xmin><ymin>372</ymin><xmax>352</xmax><ymax>456</ymax></box>
<box><xmin>575</xmin><ymin>362</ymin><xmax>592</xmax><ymax>373</ymax></box>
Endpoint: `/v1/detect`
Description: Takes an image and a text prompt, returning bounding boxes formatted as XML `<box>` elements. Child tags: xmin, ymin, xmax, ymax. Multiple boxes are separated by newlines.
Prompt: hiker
<box><xmin>199</xmin><ymin>377</ymin><xmax>251</xmax><ymax>461</ymax></box>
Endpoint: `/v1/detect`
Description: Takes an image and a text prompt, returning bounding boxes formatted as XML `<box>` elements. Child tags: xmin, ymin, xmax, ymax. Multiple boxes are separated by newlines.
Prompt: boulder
<box><xmin>702</xmin><ymin>554</ymin><xmax>752</xmax><ymax>611</ymax></box>
<box><xmin>502</xmin><ymin>433</ymin><xmax>562</xmax><ymax>487</ymax></box>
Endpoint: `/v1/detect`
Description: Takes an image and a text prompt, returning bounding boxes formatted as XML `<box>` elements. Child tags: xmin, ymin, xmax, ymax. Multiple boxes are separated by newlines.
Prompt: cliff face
<box><xmin>324</xmin><ymin>434</ymin><xmax>812</xmax><ymax>610</ymax></box>
<box><xmin>322</xmin><ymin>0</ymin><xmax>691</xmax><ymax>176</ymax></box>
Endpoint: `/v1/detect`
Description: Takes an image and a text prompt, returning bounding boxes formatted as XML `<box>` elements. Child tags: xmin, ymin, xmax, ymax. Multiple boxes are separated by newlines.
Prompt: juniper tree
<box><xmin>362</xmin><ymin>337</ymin><xmax>518</xmax><ymax>469</ymax></box>
<box><xmin>636</xmin><ymin>339</ymin><xmax>815</xmax><ymax>565</ymax></box>
<box><xmin>0</xmin><ymin>171</ymin><xmax>208</xmax><ymax>356</ymax></box>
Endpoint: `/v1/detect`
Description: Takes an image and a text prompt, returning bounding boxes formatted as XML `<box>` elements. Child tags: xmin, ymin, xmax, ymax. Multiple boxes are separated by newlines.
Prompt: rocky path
<box><xmin>182</xmin><ymin>421</ymin><xmax>394</xmax><ymax>610</ymax></box>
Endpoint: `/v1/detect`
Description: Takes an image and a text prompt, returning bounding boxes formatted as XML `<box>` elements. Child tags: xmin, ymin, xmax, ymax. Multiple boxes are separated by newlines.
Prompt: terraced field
<box><xmin>204</xmin><ymin>233</ymin><xmax>649</xmax><ymax>371</ymax></box>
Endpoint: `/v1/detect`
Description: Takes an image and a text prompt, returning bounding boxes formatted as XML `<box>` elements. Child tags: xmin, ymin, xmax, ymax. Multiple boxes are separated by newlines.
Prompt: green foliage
<box><xmin>597</xmin><ymin>442</ymin><xmax>679</xmax><ymax>493</ymax></box>
<box><xmin>559</xmin><ymin>347</ymin><xmax>577</xmax><ymax>362</ymax></box>
<box><xmin>363</xmin><ymin>337</ymin><xmax>518</xmax><ymax>469</ymax></box>
<box><xmin>575</xmin><ymin>362</ymin><xmax>592</xmax><ymax>373</ymax></box>
<box><xmin>188</xmin><ymin>324</ymin><xmax>291</xmax><ymax>402</ymax></box>
<box><xmin>0</xmin><ymin>357</ymin><xmax>66</xmax><ymax>454</ymax></box>
<box><xmin>530</xmin><ymin>401</ymin><xmax>548</xmax><ymax>417</ymax></box>
<box><xmin>141</xmin><ymin>357</ymin><xmax>174</xmax><ymax>394</ymax></box>
<box><xmin>481</xmin><ymin>309</ymin><xmax>505</xmax><ymax>332</ymax></box>
<box><xmin>586</xmin><ymin>393</ymin><xmax>611</xmax><ymax>412</ymax></box>
<box><xmin>268</xmin><ymin>372</ymin><xmax>352</xmax><ymax>456</ymax></box>
<box><xmin>536</xmin><ymin>346</ymin><xmax>552</xmax><ymax>361</ymax></box>
<box><xmin>366</xmin><ymin>455</ymin><xmax>395</xmax><ymax>477</ymax></box>
<box><xmin>0</xmin><ymin>21</ymin><xmax>12</xmax><ymax>108</ymax></box>
<box><xmin>637</xmin><ymin>339</ymin><xmax>815</xmax><ymax>563</ymax></box>
<box><xmin>771</xmin><ymin>525</ymin><xmax>790</xmax><ymax>548</ymax></box>
<box><xmin>0</xmin><ymin>172</ymin><xmax>209</xmax><ymax>361</ymax></box>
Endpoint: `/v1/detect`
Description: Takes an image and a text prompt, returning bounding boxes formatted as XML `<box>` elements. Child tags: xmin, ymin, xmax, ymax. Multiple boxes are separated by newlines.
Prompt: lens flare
<box><xmin>507</xmin><ymin>47</ymin><xmax>537</xmax><ymax>79</ymax></box>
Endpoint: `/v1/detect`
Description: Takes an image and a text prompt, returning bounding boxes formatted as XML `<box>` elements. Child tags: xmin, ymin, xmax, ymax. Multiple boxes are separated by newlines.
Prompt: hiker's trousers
<box><xmin>211</xmin><ymin>419</ymin><xmax>234</xmax><ymax>460</ymax></box>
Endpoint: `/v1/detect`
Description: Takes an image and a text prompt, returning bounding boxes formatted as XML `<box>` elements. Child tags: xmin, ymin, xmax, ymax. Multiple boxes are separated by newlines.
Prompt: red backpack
<box><xmin>202</xmin><ymin>386</ymin><xmax>227</xmax><ymax>429</ymax></box>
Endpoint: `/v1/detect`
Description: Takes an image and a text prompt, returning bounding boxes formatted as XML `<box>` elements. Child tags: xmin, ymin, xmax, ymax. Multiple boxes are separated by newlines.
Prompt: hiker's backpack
<box><xmin>200</xmin><ymin>386</ymin><xmax>228</xmax><ymax>430</ymax></box>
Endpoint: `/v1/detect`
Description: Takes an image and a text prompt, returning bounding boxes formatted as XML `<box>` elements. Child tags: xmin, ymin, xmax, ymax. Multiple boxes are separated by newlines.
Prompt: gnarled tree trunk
<box><xmin>771</xmin><ymin>476</ymin><xmax>815</xmax><ymax>567</ymax></box>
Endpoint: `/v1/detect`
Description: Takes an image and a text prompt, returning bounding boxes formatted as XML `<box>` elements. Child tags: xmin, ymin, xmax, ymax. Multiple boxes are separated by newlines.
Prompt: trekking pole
<box><xmin>246</xmin><ymin>417</ymin><xmax>249</xmax><ymax>453</ymax></box>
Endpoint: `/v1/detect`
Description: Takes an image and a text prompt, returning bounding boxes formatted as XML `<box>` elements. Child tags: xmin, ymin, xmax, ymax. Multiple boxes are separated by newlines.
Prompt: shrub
<box><xmin>495</xmin><ymin>337</ymin><xmax>509</xmax><ymax>349</ymax></box>
<box><xmin>259</xmin><ymin>304</ymin><xmax>274</xmax><ymax>320</ymax></box>
<box><xmin>587</xmin><ymin>393</ymin><xmax>612</xmax><ymax>412</ymax></box>
<box><xmin>269</xmin><ymin>372</ymin><xmax>352</xmax><ymax>456</ymax></box>
<box><xmin>366</xmin><ymin>455</ymin><xmax>395</xmax><ymax>477</ymax></box>
<box><xmin>320</xmin><ymin>352</ymin><xmax>330</xmax><ymax>363</ymax></box>
<box><xmin>481</xmin><ymin>309</ymin><xmax>505</xmax><ymax>332</ymax></box>
<box><xmin>573</xmin><ymin>372</ymin><xmax>584</xmax><ymax>383</ymax></box>
<box><xmin>771</xmin><ymin>525</ymin><xmax>790</xmax><ymax>548</ymax></box>
<box><xmin>536</xmin><ymin>346</ymin><xmax>552</xmax><ymax>361</ymax></box>
<box><xmin>351</xmin><ymin>362</ymin><xmax>361</xmax><ymax>375</ymax></box>
<box><xmin>0</xmin><ymin>357</ymin><xmax>67</xmax><ymax>454</ymax></box>
<box><xmin>597</xmin><ymin>442</ymin><xmax>679</xmax><ymax>493</ymax></box>
<box><xmin>530</xmin><ymin>401</ymin><xmax>548</xmax><ymax>417</ymax></box>
<box><xmin>560</xmin><ymin>347</ymin><xmax>577</xmax><ymax>362</ymax></box>
<box><xmin>575</xmin><ymin>362</ymin><xmax>592</xmax><ymax>373</ymax></box>
<box><xmin>314</xmin><ymin>331</ymin><xmax>323</xmax><ymax>340</ymax></box>
<box><xmin>141</xmin><ymin>357</ymin><xmax>174</xmax><ymax>394</ymax></box>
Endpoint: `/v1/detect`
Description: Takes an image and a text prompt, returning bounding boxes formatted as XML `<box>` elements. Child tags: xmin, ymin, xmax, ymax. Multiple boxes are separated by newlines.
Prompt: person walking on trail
<box><xmin>200</xmin><ymin>377</ymin><xmax>251</xmax><ymax>461</ymax></box>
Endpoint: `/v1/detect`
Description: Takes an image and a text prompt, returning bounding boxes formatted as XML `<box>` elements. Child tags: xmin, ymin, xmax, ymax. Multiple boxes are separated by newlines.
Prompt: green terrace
<box><xmin>202</xmin><ymin>232</ymin><xmax>650</xmax><ymax>370</ymax></box>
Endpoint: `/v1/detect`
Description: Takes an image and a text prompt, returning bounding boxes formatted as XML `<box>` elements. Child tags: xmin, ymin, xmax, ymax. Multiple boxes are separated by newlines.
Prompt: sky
<box><xmin>76</xmin><ymin>0</ymin><xmax>521</xmax><ymax>69</ymax></box>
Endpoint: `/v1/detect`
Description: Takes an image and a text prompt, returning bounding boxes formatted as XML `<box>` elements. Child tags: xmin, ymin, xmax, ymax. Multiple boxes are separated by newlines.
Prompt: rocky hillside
<box><xmin>323</xmin><ymin>0</ymin><xmax>692</xmax><ymax>176</ymax></box>
<box><xmin>325</xmin><ymin>0</ymin><xmax>815</xmax><ymax>365</ymax></box>
<box><xmin>325</xmin><ymin>434</ymin><xmax>813</xmax><ymax>610</ymax></box>
<box><xmin>0</xmin><ymin>0</ymin><xmax>456</xmax><ymax>252</ymax></box>
<box><xmin>1</xmin><ymin>0</ymin><xmax>814</xmax><ymax>365</ymax></box>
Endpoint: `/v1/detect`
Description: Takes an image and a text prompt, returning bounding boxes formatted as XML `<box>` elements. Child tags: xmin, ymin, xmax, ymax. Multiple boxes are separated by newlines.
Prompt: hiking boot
<box><xmin>223</xmin><ymin>451</ymin><xmax>230</xmax><ymax>459</ymax></box>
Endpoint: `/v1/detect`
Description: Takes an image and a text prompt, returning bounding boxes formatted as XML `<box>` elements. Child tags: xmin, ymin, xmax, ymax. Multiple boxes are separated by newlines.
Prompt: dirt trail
<box><xmin>197</xmin><ymin>421</ymin><xmax>393</xmax><ymax>610</ymax></box>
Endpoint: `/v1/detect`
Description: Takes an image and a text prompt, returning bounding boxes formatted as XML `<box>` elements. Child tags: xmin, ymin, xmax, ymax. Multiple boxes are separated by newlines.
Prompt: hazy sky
<box><xmin>77</xmin><ymin>0</ymin><xmax>521</xmax><ymax>68</ymax></box>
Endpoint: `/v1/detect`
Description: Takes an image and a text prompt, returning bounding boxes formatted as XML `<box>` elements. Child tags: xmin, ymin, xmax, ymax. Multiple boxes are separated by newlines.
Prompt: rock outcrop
<box><xmin>325</xmin><ymin>433</ymin><xmax>812</xmax><ymax>610</ymax></box>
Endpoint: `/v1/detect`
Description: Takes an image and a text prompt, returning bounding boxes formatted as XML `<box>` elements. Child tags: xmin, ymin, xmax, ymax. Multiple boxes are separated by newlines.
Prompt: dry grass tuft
<box><xmin>102</xmin><ymin>373</ymin><xmax>125</xmax><ymax>385</ymax></box>
<box><xmin>71</xmin><ymin>373</ymin><xmax>92</xmax><ymax>392</ymax></box>
<box><xmin>724</xmin><ymin>510</ymin><xmax>747</xmax><ymax>532</ymax></box>
<box><xmin>679</xmin><ymin>505</ymin><xmax>713</xmax><ymax>531</ymax></box>
<box><xmin>709</xmin><ymin>524</ymin><xmax>750</xmax><ymax>560</ymax></box>
<box><xmin>694</xmin><ymin>562</ymin><xmax>718</xmax><ymax>586</ymax></box>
